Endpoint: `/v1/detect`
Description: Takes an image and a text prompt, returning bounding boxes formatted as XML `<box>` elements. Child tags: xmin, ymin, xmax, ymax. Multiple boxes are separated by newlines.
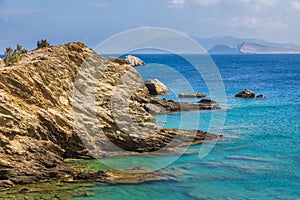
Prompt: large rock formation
<box><xmin>144</xmin><ymin>79</ymin><xmax>169</xmax><ymax>95</ymax></box>
<box><xmin>0</xmin><ymin>42</ymin><xmax>221</xmax><ymax>189</ymax></box>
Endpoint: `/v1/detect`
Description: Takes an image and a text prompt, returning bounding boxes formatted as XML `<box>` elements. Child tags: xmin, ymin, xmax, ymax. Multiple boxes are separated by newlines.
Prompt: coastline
<box><xmin>0</xmin><ymin>42</ymin><xmax>222</xmax><ymax>192</ymax></box>
<box><xmin>0</xmin><ymin>44</ymin><xmax>299</xmax><ymax>199</ymax></box>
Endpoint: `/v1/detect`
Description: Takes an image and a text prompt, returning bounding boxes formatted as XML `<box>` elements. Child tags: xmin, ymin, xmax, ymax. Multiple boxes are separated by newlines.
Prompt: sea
<box><xmin>5</xmin><ymin>52</ymin><xmax>300</xmax><ymax>199</ymax></box>
<box><xmin>73</xmin><ymin>54</ymin><xmax>300</xmax><ymax>200</ymax></box>
<box><xmin>71</xmin><ymin>54</ymin><xmax>300</xmax><ymax>199</ymax></box>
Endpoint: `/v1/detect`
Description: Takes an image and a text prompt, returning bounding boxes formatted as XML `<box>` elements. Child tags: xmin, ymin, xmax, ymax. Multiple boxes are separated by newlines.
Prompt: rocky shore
<box><xmin>0</xmin><ymin>42</ymin><xmax>222</xmax><ymax>190</ymax></box>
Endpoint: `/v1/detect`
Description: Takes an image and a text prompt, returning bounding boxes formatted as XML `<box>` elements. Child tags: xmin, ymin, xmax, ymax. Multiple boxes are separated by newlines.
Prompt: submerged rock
<box><xmin>144</xmin><ymin>79</ymin><xmax>169</xmax><ymax>95</ymax></box>
<box><xmin>125</xmin><ymin>55</ymin><xmax>146</xmax><ymax>66</ymax></box>
<box><xmin>235</xmin><ymin>89</ymin><xmax>255</xmax><ymax>98</ymax></box>
<box><xmin>178</xmin><ymin>92</ymin><xmax>206</xmax><ymax>98</ymax></box>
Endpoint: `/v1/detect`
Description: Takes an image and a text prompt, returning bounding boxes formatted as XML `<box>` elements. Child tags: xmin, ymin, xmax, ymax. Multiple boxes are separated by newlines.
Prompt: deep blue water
<box><xmin>74</xmin><ymin>54</ymin><xmax>300</xmax><ymax>200</ymax></box>
<box><xmin>0</xmin><ymin>55</ymin><xmax>3</xmax><ymax>58</ymax></box>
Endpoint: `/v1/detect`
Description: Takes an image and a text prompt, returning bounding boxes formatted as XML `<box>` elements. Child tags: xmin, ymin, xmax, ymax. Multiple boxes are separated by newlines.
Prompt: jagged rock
<box><xmin>235</xmin><ymin>89</ymin><xmax>255</xmax><ymax>98</ymax></box>
<box><xmin>125</xmin><ymin>55</ymin><xmax>146</xmax><ymax>66</ymax></box>
<box><xmin>144</xmin><ymin>79</ymin><xmax>169</xmax><ymax>95</ymax></box>
<box><xmin>178</xmin><ymin>92</ymin><xmax>206</xmax><ymax>98</ymax></box>
<box><xmin>256</xmin><ymin>94</ymin><xmax>266</xmax><ymax>98</ymax></box>
<box><xmin>0</xmin><ymin>42</ymin><xmax>221</xmax><ymax>189</ymax></box>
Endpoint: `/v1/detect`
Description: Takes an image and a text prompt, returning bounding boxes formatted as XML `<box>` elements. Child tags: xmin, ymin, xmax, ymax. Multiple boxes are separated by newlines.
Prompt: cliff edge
<box><xmin>0</xmin><ymin>42</ymin><xmax>221</xmax><ymax>189</ymax></box>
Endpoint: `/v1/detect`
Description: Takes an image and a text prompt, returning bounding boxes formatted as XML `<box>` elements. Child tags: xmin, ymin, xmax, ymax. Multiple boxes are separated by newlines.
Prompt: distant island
<box><xmin>198</xmin><ymin>36</ymin><xmax>300</xmax><ymax>54</ymax></box>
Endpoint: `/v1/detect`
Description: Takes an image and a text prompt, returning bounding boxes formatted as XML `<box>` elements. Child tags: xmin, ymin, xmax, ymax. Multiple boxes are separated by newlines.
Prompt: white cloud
<box><xmin>194</xmin><ymin>0</ymin><xmax>219</xmax><ymax>6</ymax></box>
<box><xmin>230</xmin><ymin>16</ymin><xmax>287</xmax><ymax>30</ymax></box>
<box><xmin>234</xmin><ymin>0</ymin><xmax>279</xmax><ymax>11</ymax></box>
<box><xmin>169</xmin><ymin>0</ymin><xmax>186</xmax><ymax>7</ymax></box>
<box><xmin>0</xmin><ymin>40</ymin><xmax>10</xmax><ymax>43</ymax></box>
<box><xmin>236</xmin><ymin>0</ymin><xmax>251</xmax><ymax>3</ymax></box>
<box><xmin>254</xmin><ymin>0</ymin><xmax>279</xmax><ymax>6</ymax></box>
<box><xmin>170</xmin><ymin>0</ymin><xmax>279</xmax><ymax>8</ymax></box>
<box><xmin>0</xmin><ymin>8</ymin><xmax>43</xmax><ymax>15</ymax></box>
<box><xmin>235</xmin><ymin>0</ymin><xmax>278</xmax><ymax>6</ymax></box>
<box><xmin>291</xmin><ymin>0</ymin><xmax>300</xmax><ymax>10</ymax></box>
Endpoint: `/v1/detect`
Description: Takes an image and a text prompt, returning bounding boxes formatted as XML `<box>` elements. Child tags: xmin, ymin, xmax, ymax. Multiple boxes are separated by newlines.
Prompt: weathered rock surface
<box><xmin>235</xmin><ymin>89</ymin><xmax>255</xmax><ymax>98</ymax></box>
<box><xmin>178</xmin><ymin>92</ymin><xmax>206</xmax><ymax>98</ymax></box>
<box><xmin>144</xmin><ymin>79</ymin><xmax>169</xmax><ymax>95</ymax></box>
<box><xmin>0</xmin><ymin>42</ymin><xmax>221</xmax><ymax>189</ymax></box>
<box><xmin>125</xmin><ymin>55</ymin><xmax>146</xmax><ymax>67</ymax></box>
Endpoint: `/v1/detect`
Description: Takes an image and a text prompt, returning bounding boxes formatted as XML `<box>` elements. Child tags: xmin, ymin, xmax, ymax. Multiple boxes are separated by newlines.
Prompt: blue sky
<box><xmin>1</xmin><ymin>0</ymin><xmax>300</xmax><ymax>50</ymax></box>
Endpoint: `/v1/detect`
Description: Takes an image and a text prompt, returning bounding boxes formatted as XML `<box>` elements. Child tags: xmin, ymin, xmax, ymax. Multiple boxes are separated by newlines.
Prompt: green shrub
<box><xmin>3</xmin><ymin>44</ymin><xmax>27</xmax><ymax>66</ymax></box>
<box><xmin>37</xmin><ymin>39</ymin><xmax>50</xmax><ymax>49</ymax></box>
<box><xmin>16</xmin><ymin>44</ymin><xmax>27</xmax><ymax>54</ymax></box>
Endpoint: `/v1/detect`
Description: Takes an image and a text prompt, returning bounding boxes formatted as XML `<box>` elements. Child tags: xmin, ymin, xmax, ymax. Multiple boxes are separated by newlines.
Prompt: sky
<box><xmin>1</xmin><ymin>0</ymin><xmax>300</xmax><ymax>51</ymax></box>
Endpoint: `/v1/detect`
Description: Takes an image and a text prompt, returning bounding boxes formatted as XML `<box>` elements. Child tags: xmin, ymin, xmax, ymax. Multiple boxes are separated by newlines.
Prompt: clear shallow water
<box><xmin>74</xmin><ymin>54</ymin><xmax>300</xmax><ymax>200</ymax></box>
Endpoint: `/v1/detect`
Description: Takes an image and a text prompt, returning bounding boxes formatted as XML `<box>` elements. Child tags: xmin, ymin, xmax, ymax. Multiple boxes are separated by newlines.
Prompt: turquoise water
<box><xmin>74</xmin><ymin>54</ymin><xmax>300</xmax><ymax>200</ymax></box>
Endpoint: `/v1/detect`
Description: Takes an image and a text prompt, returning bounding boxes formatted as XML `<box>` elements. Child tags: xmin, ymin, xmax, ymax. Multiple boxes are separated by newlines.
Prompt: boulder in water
<box><xmin>235</xmin><ymin>89</ymin><xmax>255</xmax><ymax>98</ymax></box>
<box><xmin>256</xmin><ymin>94</ymin><xmax>266</xmax><ymax>98</ymax></box>
<box><xmin>144</xmin><ymin>79</ymin><xmax>169</xmax><ymax>95</ymax></box>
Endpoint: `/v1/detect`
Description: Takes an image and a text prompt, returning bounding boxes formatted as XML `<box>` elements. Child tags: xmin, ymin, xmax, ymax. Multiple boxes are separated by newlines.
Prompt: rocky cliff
<box><xmin>0</xmin><ymin>42</ymin><xmax>221</xmax><ymax>189</ymax></box>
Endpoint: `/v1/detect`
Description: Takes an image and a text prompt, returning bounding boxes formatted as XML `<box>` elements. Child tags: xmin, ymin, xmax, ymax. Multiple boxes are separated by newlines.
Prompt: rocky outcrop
<box><xmin>0</xmin><ymin>42</ymin><xmax>221</xmax><ymax>190</ymax></box>
<box><xmin>133</xmin><ymin>87</ymin><xmax>220</xmax><ymax>114</ymax></box>
<box><xmin>178</xmin><ymin>92</ymin><xmax>206</xmax><ymax>98</ymax></box>
<box><xmin>125</xmin><ymin>55</ymin><xmax>146</xmax><ymax>66</ymax></box>
<box><xmin>144</xmin><ymin>79</ymin><xmax>169</xmax><ymax>95</ymax></box>
<box><xmin>235</xmin><ymin>89</ymin><xmax>255</xmax><ymax>98</ymax></box>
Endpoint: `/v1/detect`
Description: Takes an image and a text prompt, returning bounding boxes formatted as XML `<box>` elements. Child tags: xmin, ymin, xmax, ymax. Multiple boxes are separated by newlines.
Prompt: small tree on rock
<box><xmin>16</xmin><ymin>44</ymin><xmax>27</xmax><ymax>54</ymax></box>
<box><xmin>37</xmin><ymin>39</ymin><xmax>50</xmax><ymax>49</ymax></box>
<box><xmin>3</xmin><ymin>44</ymin><xmax>27</xmax><ymax>66</ymax></box>
<box><xmin>4</xmin><ymin>47</ymin><xmax>13</xmax><ymax>57</ymax></box>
